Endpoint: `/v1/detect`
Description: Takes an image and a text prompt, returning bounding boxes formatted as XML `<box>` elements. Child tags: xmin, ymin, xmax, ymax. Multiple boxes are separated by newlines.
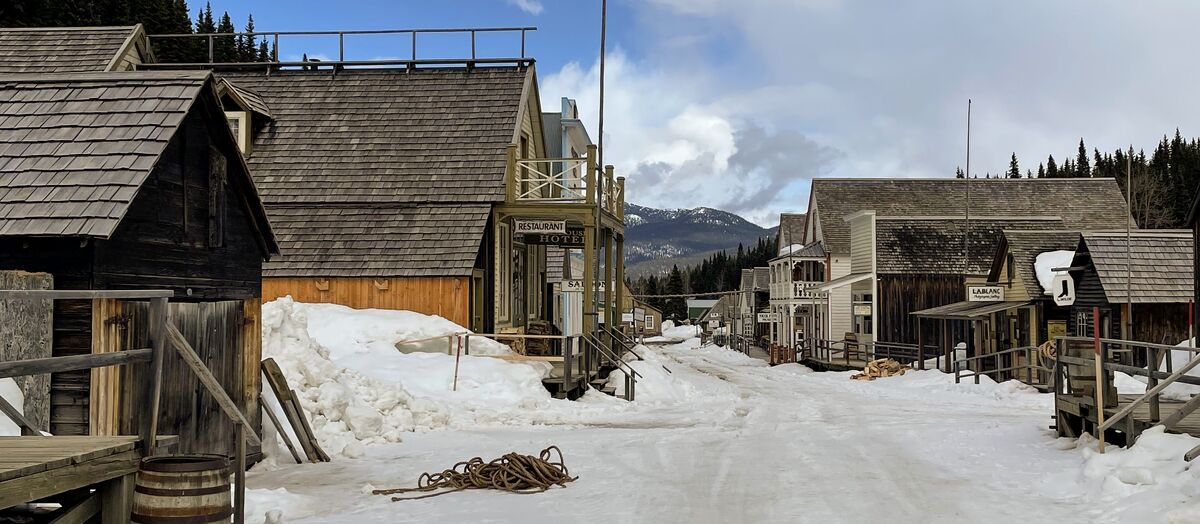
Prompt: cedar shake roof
<box><xmin>989</xmin><ymin>230</ymin><xmax>1081</xmax><ymax>298</ymax></box>
<box><xmin>1076</xmin><ymin>231</ymin><xmax>1194</xmax><ymax>303</ymax></box>
<box><xmin>0</xmin><ymin>26</ymin><xmax>136</xmax><ymax>73</ymax></box>
<box><xmin>753</xmin><ymin>267</ymin><xmax>771</xmax><ymax>289</ymax></box>
<box><xmin>777</xmin><ymin>212</ymin><xmax>806</xmax><ymax>247</ymax></box>
<box><xmin>809</xmin><ymin>178</ymin><xmax>1130</xmax><ymax>254</ymax></box>
<box><xmin>218</xmin><ymin>67</ymin><xmax>529</xmax><ymax>205</ymax></box>
<box><xmin>0</xmin><ymin>71</ymin><xmax>207</xmax><ymax>237</ymax></box>
<box><xmin>874</xmin><ymin>217</ymin><xmax>1067</xmax><ymax>274</ymax></box>
<box><xmin>263</xmin><ymin>205</ymin><xmax>489</xmax><ymax>277</ymax></box>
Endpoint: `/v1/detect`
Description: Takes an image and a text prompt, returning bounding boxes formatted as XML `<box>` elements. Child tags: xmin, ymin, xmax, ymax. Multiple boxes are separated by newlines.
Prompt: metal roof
<box><xmin>911</xmin><ymin>300</ymin><xmax>1033</xmax><ymax>320</ymax></box>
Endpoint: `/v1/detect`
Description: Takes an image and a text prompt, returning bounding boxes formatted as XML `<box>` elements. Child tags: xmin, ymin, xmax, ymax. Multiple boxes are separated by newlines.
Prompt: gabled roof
<box><xmin>808</xmin><ymin>178</ymin><xmax>1130</xmax><ymax>254</ymax></box>
<box><xmin>0</xmin><ymin>26</ymin><xmax>141</xmax><ymax>73</ymax></box>
<box><xmin>0</xmin><ymin>71</ymin><xmax>198</xmax><ymax>237</ymax></box>
<box><xmin>219</xmin><ymin>67</ymin><xmax>530</xmax><ymax>205</ymax></box>
<box><xmin>987</xmin><ymin>230</ymin><xmax>1081</xmax><ymax>296</ymax></box>
<box><xmin>215</xmin><ymin>78</ymin><xmax>271</xmax><ymax>118</ymax></box>
<box><xmin>777</xmin><ymin>212</ymin><xmax>807</xmax><ymax>247</ymax></box>
<box><xmin>1075</xmin><ymin>231</ymin><xmax>1193</xmax><ymax>303</ymax></box>
<box><xmin>263</xmin><ymin>205</ymin><xmax>489</xmax><ymax>277</ymax></box>
<box><xmin>772</xmin><ymin>240</ymin><xmax>826</xmax><ymax>261</ymax></box>
<box><xmin>875</xmin><ymin>217</ymin><xmax>1066</xmax><ymax>274</ymax></box>
<box><xmin>753</xmin><ymin>267</ymin><xmax>770</xmax><ymax>289</ymax></box>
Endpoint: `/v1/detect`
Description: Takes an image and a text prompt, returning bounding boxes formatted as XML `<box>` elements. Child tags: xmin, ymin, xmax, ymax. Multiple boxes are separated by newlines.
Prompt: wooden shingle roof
<box><xmin>1077</xmin><ymin>231</ymin><xmax>1194</xmax><ymax>303</ymax></box>
<box><xmin>0</xmin><ymin>71</ymin><xmax>211</xmax><ymax>237</ymax></box>
<box><xmin>875</xmin><ymin>217</ymin><xmax>1067</xmax><ymax>274</ymax></box>
<box><xmin>263</xmin><ymin>205</ymin><xmax>489</xmax><ymax>277</ymax></box>
<box><xmin>810</xmin><ymin>178</ymin><xmax>1130</xmax><ymax>254</ymax></box>
<box><xmin>989</xmin><ymin>230</ymin><xmax>1081</xmax><ymax>297</ymax></box>
<box><xmin>777</xmin><ymin>212</ymin><xmax>806</xmax><ymax>247</ymax></box>
<box><xmin>219</xmin><ymin>67</ymin><xmax>529</xmax><ymax>205</ymax></box>
<box><xmin>0</xmin><ymin>26</ymin><xmax>137</xmax><ymax>73</ymax></box>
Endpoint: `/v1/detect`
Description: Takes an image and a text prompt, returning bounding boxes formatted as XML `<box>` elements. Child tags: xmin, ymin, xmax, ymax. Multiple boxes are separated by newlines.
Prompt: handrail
<box><xmin>1097</xmin><ymin>353</ymin><xmax>1200</xmax><ymax>433</ymax></box>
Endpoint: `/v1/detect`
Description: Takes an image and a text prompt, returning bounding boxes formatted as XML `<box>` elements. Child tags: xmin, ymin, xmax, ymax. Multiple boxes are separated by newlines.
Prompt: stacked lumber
<box><xmin>850</xmin><ymin>358</ymin><xmax>907</xmax><ymax>381</ymax></box>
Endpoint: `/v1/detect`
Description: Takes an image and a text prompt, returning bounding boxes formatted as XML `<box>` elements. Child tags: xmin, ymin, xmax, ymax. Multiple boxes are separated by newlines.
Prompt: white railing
<box><xmin>513</xmin><ymin>157</ymin><xmax>588</xmax><ymax>201</ymax></box>
<box><xmin>770</xmin><ymin>281</ymin><xmax>826</xmax><ymax>302</ymax></box>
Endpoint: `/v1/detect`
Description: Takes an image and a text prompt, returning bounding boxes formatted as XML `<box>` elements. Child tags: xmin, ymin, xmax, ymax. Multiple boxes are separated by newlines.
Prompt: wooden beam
<box><xmin>259</xmin><ymin>393</ymin><xmax>302</xmax><ymax>464</ymax></box>
<box><xmin>0</xmin><ymin>450</ymin><xmax>139</xmax><ymax>510</ymax></box>
<box><xmin>0</xmin><ymin>350</ymin><xmax>152</xmax><ymax>380</ymax></box>
<box><xmin>260</xmin><ymin>359</ymin><xmax>322</xmax><ymax>462</ymax></box>
<box><xmin>164</xmin><ymin>324</ymin><xmax>261</xmax><ymax>446</ymax></box>
<box><xmin>0</xmin><ymin>290</ymin><xmax>173</xmax><ymax>300</ymax></box>
<box><xmin>140</xmin><ymin>297</ymin><xmax>167</xmax><ymax>456</ymax></box>
<box><xmin>0</xmin><ymin>393</ymin><xmax>43</xmax><ymax>436</ymax></box>
<box><xmin>98</xmin><ymin>472</ymin><xmax>134</xmax><ymax>524</ymax></box>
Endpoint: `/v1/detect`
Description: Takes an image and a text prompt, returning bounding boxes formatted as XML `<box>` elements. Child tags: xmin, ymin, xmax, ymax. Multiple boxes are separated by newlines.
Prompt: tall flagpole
<box><xmin>593</xmin><ymin>0</ymin><xmax>607</xmax><ymax>341</ymax></box>
<box><xmin>1126</xmin><ymin>146</ymin><xmax>1132</xmax><ymax>338</ymax></box>
<box><xmin>964</xmin><ymin>99</ymin><xmax>972</xmax><ymax>274</ymax></box>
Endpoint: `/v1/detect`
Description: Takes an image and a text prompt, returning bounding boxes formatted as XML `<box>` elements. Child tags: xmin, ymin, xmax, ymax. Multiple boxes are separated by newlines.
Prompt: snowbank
<box><xmin>1035</xmin><ymin>250</ymin><xmax>1075</xmax><ymax>295</ymax></box>
<box><xmin>1072</xmin><ymin>427</ymin><xmax>1200</xmax><ymax>522</ymax></box>
<box><xmin>260</xmin><ymin>297</ymin><xmax>555</xmax><ymax>458</ymax></box>
<box><xmin>646</xmin><ymin>320</ymin><xmax>701</xmax><ymax>342</ymax></box>
<box><xmin>0</xmin><ymin>378</ymin><xmax>22</xmax><ymax>436</ymax></box>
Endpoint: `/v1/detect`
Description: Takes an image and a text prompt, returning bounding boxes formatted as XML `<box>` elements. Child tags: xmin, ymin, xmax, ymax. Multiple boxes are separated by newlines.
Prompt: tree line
<box><xmin>1</xmin><ymin>0</ymin><xmax>273</xmax><ymax>64</ymax></box>
<box><xmin>956</xmin><ymin>131</ymin><xmax>1200</xmax><ymax>228</ymax></box>
<box><xmin>629</xmin><ymin>236</ymin><xmax>778</xmax><ymax>321</ymax></box>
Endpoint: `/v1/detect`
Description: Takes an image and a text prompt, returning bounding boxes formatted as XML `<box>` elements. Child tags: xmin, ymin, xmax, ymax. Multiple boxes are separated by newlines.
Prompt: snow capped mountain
<box><xmin>624</xmin><ymin>203</ymin><xmax>776</xmax><ymax>276</ymax></box>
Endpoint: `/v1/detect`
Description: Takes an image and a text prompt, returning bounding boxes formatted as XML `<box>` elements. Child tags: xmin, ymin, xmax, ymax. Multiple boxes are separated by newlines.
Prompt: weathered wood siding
<box><xmin>89</xmin><ymin>298</ymin><xmax>125</xmax><ymax>436</ymax></box>
<box><xmin>92</xmin><ymin>106</ymin><xmax>264</xmax><ymax>301</ymax></box>
<box><xmin>878</xmin><ymin>273</ymin><xmax>965</xmax><ymax>346</ymax></box>
<box><xmin>121</xmin><ymin>300</ymin><xmax>250</xmax><ymax>456</ymax></box>
<box><xmin>51</xmin><ymin>299</ymin><xmax>92</xmax><ymax>435</ymax></box>
<box><xmin>0</xmin><ymin>270</ymin><xmax>53</xmax><ymax>432</ymax></box>
<box><xmin>262</xmin><ymin>277</ymin><xmax>471</xmax><ymax>327</ymax></box>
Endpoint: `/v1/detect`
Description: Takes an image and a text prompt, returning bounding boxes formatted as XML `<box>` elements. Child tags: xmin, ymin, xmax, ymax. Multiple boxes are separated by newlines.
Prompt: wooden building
<box><xmin>804</xmin><ymin>178</ymin><xmax>1130</xmax><ymax>350</ymax></box>
<box><xmin>0</xmin><ymin>71</ymin><xmax>278</xmax><ymax>456</ymax></box>
<box><xmin>1067</xmin><ymin>231</ymin><xmax>1194</xmax><ymax>345</ymax></box>
<box><xmin>767</xmin><ymin>212</ymin><xmax>828</xmax><ymax>347</ymax></box>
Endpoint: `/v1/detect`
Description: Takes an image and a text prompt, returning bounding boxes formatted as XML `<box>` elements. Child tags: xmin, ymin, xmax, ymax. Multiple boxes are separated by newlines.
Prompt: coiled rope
<box><xmin>372</xmin><ymin>446</ymin><xmax>577</xmax><ymax>501</ymax></box>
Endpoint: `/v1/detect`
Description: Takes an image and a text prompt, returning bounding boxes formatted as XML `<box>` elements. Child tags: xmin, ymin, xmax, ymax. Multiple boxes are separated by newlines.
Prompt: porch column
<box><xmin>615</xmin><ymin>234</ymin><xmax>625</xmax><ymax>336</ymax></box>
<box><xmin>603</xmin><ymin>227</ymin><xmax>616</xmax><ymax>353</ymax></box>
<box><xmin>583</xmin><ymin>221</ymin><xmax>596</xmax><ymax>337</ymax></box>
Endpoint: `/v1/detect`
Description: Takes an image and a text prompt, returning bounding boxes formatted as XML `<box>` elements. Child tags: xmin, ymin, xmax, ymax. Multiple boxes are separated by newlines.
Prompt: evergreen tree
<box><xmin>955</xmin><ymin>167</ymin><xmax>965</xmax><ymax>179</ymax></box>
<box><xmin>1007</xmin><ymin>153</ymin><xmax>1020</xmax><ymax>178</ymax></box>
<box><xmin>1046</xmin><ymin>155</ymin><xmax>1058</xmax><ymax>178</ymax></box>
<box><xmin>1076</xmin><ymin>138</ymin><xmax>1090</xmax><ymax>177</ymax></box>
<box><xmin>664</xmin><ymin>265</ymin><xmax>686</xmax><ymax>320</ymax></box>
<box><xmin>238</xmin><ymin>14</ymin><xmax>256</xmax><ymax>61</ymax></box>
<box><xmin>1037</xmin><ymin>163</ymin><xmax>1045</xmax><ymax>178</ymax></box>
<box><xmin>213</xmin><ymin>11</ymin><xmax>236</xmax><ymax>62</ymax></box>
<box><xmin>257</xmin><ymin>37</ymin><xmax>271</xmax><ymax>61</ymax></box>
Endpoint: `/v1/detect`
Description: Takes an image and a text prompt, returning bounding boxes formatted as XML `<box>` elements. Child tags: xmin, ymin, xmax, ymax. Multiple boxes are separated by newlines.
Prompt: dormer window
<box><xmin>224</xmin><ymin>111</ymin><xmax>251</xmax><ymax>154</ymax></box>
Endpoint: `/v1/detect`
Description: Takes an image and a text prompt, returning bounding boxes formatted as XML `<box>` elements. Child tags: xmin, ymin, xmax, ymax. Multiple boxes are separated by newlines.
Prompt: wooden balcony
<box><xmin>504</xmin><ymin>144</ymin><xmax>624</xmax><ymax>222</ymax></box>
<box><xmin>769</xmin><ymin>280</ymin><xmax>827</xmax><ymax>302</ymax></box>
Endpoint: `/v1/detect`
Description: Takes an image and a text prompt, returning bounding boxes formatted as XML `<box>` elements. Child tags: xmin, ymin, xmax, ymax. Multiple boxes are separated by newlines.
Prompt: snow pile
<box><xmin>647</xmin><ymin>320</ymin><xmax>701</xmax><ymax>342</ymax></box>
<box><xmin>1072</xmin><ymin>427</ymin><xmax>1200</xmax><ymax>522</ymax></box>
<box><xmin>244</xmin><ymin>487</ymin><xmax>319</xmax><ymax>524</ymax></box>
<box><xmin>1035</xmin><ymin>250</ymin><xmax>1075</xmax><ymax>295</ymax></box>
<box><xmin>840</xmin><ymin>368</ymin><xmax>1052</xmax><ymax>410</ymax></box>
<box><xmin>779</xmin><ymin>243</ymin><xmax>804</xmax><ymax>256</ymax></box>
<box><xmin>0</xmin><ymin>378</ymin><xmax>22</xmax><ymax>436</ymax></box>
<box><xmin>260</xmin><ymin>297</ymin><xmax>554</xmax><ymax>458</ymax></box>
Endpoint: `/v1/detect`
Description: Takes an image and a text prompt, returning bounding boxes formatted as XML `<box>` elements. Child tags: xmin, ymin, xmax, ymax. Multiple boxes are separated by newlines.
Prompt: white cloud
<box><xmin>507</xmin><ymin>0</ymin><xmax>543</xmax><ymax>15</ymax></box>
<box><xmin>543</xmin><ymin>0</ymin><xmax>1200</xmax><ymax>224</ymax></box>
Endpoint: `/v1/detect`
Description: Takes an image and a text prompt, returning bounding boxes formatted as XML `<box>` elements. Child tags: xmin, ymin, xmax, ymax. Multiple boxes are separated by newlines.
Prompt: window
<box><xmin>207</xmin><ymin>146</ymin><xmax>227</xmax><ymax>247</ymax></box>
<box><xmin>1006</xmin><ymin>253</ymin><xmax>1015</xmax><ymax>285</ymax></box>
<box><xmin>224</xmin><ymin>111</ymin><xmax>250</xmax><ymax>153</ymax></box>
<box><xmin>498</xmin><ymin>223</ymin><xmax>512</xmax><ymax>322</ymax></box>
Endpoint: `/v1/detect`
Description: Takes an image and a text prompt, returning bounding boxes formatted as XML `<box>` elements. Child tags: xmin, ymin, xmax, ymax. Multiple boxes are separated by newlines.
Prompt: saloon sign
<box><xmin>513</xmin><ymin>219</ymin><xmax>566</xmax><ymax>235</ymax></box>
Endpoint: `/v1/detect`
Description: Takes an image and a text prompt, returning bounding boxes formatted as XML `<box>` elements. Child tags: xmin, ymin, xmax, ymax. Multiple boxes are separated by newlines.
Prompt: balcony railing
<box><xmin>769</xmin><ymin>281</ymin><xmax>827</xmax><ymax>302</ymax></box>
<box><xmin>506</xmin><ymin>144</ymin><xmax>625</xmax><ymax>219</ymax></box>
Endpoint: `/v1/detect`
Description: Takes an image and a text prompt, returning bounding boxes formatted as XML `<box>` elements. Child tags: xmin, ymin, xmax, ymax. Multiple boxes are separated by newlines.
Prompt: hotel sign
<box><xmin>967</xmin><ymin>285</ymin><xmax>1004</xmax><ymax>302</ymax></box>
<box><xmin>524</xmin><ymin>227</ymin><xmax>585</xmax><ymax>247</ymax></box>
<box><xmin>514</xmin><ymin>219</ymin><xmax>566</xmax><ymax>235</ymax></box>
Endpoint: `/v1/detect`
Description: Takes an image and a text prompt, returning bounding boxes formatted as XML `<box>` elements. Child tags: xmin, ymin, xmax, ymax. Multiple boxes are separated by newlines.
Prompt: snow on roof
<box><xmin>1034</xmin><ymin>250</ymin><xmax>1074</xmax><ymax>295</ymax></box>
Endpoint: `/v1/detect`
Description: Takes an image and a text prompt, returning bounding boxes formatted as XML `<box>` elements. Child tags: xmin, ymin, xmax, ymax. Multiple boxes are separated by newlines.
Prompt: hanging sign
<box><xmin>1052</xmin><ymin>273</ymin><xmax>1075</xmax><ymax>306</ymax></box>
<box><xmin>514</xmin><ymin>219</ymin><xmax>566</xmax><ymax>235</ymax></box>
<box><xmin>757</xmin><ymin>312</ymin><xmax>781</xmax><ymax>323</ymax></box>
<box><xmin>853</xmin><ymin>304</ymin><xmax>873</xmax><ymax>316</ymax></box>
<box><xmin>562</xmin><ymin>280</ymin><xmax>584</xmax><ymax>292</ymax></box>
<box><xmin>622</xmin><ymin>313</ymin><xmax>634</xmax><ymax>323</ymax></box>
<box><xmin>967</xmin><ymin>285</ymin><xmax>1005</xmax><ymax>302</ymax></box>
<box><xmin>524</xmin><ymin>227</ymin><xmax>585</xmax><ymax>247</ymax></box>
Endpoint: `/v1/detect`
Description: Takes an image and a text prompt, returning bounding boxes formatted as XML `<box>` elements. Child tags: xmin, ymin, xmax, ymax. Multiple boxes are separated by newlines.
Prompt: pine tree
<box><xmin>1037</xmin><ymin>163</ymin><xmax>1045</xmax><ymax>178</ymax></box>
<box><xmin>1007</xmin><ymin>153</ymin><xmax>1020</xmax><ymax>178</ymax></box>
<box><xmin>1046</xmin><ymin>155</ymin><xmax>1058</xmax><ymax>178</ymax></box>
<box><xmin>1076</xmin><ymin>138</ymin><xmax>1090</xmax><ymax>177</ymax></box>
<box><xmin>239</xmin><ymin>14</ymin><xmax>256</xmax><ymax>61</ymax></box>
<box><xmin>257</xmin><ymin>37</ymin><xmax>271</xmax><ymax>61</ymax></box>
<box><xmin>213</xmin><ymin>11</ymin><xmax>236</xmax><ymax>62</ymax></box>
<box><xmin>955</xmin><ymin>167</ymin><xmax>965</xmax><ymax>179</ymax></box>
<box><xmin>664</xmin><ymin>265</ymin><xmax>686</xmax><ymax>320</ymax></box>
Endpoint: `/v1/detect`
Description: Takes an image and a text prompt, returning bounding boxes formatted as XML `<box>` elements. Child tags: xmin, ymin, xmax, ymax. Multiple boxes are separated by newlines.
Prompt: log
<box><xmin>0</xmin><ymin>350</ymin><xmax>152</xmax><ymax>380</ymax></box>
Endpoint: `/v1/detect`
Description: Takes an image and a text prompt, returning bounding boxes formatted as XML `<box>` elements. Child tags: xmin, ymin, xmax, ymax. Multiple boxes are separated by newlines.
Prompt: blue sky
<box><xmin>191</xmin><ymin>1</ymin><xmax>1200</xmax><ymax>225</ymax></box>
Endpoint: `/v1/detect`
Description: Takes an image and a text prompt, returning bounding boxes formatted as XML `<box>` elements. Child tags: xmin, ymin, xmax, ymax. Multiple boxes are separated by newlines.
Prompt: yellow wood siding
<box><xmin>89</xmin><ymin>298</ymin><xmax>124</xmax><ymax>436</ymax></box>
<box><xmin>263</xmin><ymin>277</ymin><xmax>471</xmax><ymax>327</ymax></box>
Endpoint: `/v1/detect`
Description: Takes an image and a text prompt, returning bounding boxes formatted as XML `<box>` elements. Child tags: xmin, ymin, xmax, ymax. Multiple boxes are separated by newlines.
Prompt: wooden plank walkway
<box><xmin>0</xmin><ymin>435</ymin><xmax>176</xmax><ymax>510</ymax></box>
<box><xmin>1058</xmin><ymin>393</ymin><xmax>1200</xmax><ymax>441</ymax></box>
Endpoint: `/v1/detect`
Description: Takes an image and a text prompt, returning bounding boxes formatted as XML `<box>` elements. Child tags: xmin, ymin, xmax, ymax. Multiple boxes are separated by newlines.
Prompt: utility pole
<box><xmin>592</xmin><ymin>0</ymin><xmax>608</xmax><ymax>342</ymax></box>
<box><xmin>1126</xmin><ymin>145</ymin><xmax>1132</xmax><ymax>339</ymax></box>
<box><xmin>964</xmin><ymin>99</ymin><xmax>972</xmax><ymax>275</ymax></box>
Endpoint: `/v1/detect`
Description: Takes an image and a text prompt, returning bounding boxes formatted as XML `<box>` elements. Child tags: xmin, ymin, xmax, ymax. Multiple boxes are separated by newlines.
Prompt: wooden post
<box><xmin>260</xmin><ymin>393</ymin><xmax>302</xmax><ymax>464</ymax></box>
<box><xmin>141</xmin><ymin>297</ymin><xmax>167</xmax><ymax>456</ymax></box>
<box><xmin>617</xmin><ymin>177</ymin><xmax>626</xmax><ymax>219</ymax></box>
<box><xmin>1093</xmin><ymin>306</ymin><xmax>1106</xmax><ymax>453</ymax></box>
<box><xmin>583</xmin><ymin>224</ymin><xmax>596</xmax><ymax>339</ymax></box>
<box><xmin>452</xmin><ymin>335</ymin><xmax>462</xmax><ymax>392</ymax></box>
<box><xmin>235</xmin><ymin>422</ymin><xmax>246</xmax><ymax>524</ymax></box>
<box><xmin>585</xmin><ymin>145</ymin><xmax>597</xmax><ymax>205</ymax></box>
<box><xmin>603</xmin><ymin>228</ymin><xmax>615</xmax><ymax>355</ymax></box>
<box><xmin>1148</xmin><ymin>346</ymin><xmax>1160</xmax><ymax>422</ymax></box>
<box><xmin>604</xmin><ymin>165</ymin><xmax>615</xmax><ymax>213</ymax></box>
<box><xmin>505</xmin><ymin>144</ymin><xmax>518</xmax><ymax>203</ymax></box>
<box><xmin>941</xmin><ymin>319</ymin><xmax>949</xmax><ymax>373</ymax></box>
<box><xmin>99</xmin><ymin>473</ymin><xmax>135</xmax><ymax>524</ymax></box>
<box><xmin>917</xmin><ymin>318</ymin><xmax>925</xmax><ymax>370</ymax></box>
<box><xmin>615</xmin><ymin>234</ymin><xmax>625</xmax><ymax>344</ymax></box>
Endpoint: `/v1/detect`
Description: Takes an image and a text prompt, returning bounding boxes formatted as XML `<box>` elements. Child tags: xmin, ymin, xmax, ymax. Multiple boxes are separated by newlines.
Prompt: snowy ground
<box><xmin>247</xmin><ymin>300</ymin><xmax>1200</xmax><ymax>523</ymax></box>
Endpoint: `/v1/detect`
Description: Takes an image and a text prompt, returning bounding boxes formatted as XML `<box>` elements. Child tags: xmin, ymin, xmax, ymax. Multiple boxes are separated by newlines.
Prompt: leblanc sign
<box><xmin>967</xmin><ymin>286</ymin><xmax>1004</xmax><ymax>302</ymax></box>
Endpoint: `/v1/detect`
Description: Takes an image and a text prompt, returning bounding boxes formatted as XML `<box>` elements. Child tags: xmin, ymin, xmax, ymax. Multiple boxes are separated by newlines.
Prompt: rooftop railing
<box><xmin>506</xmin><ymin>144</ymin><xmax>625</xmax><ymax>220</ymax></box>
<box><xmin>142</xmin><ymin>27</ymin><xmax>536</xmax><ymax>70</ymax></box>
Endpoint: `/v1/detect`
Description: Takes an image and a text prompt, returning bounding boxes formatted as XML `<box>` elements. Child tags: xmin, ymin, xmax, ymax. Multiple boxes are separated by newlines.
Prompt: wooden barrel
<box><xmin>132</xmin><ymin>455</ymin><xmax>232</xmax><ymax>524</ymax></box>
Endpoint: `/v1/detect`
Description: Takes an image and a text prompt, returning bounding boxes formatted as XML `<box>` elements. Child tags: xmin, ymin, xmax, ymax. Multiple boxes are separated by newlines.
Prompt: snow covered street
<box><xmin>244</xmin><ymin>303</ymin><xmax>1200</xmax><ymax>523</ymax></box>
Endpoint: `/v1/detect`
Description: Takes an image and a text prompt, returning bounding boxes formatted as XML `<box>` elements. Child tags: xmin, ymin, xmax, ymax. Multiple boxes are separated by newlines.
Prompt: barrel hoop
<box><xmin>141</xmin><ymin>455</ymin><xmax>230</xmax><ymax>473</ymax></box>
<box><xmin>131</xmin><ymin>507</ymin><xmax>233</xmax><ymax>524</ymax></box>
<box><xmin>134</xmin><ymin>483</ymin><xmax>231</xmax><ymax>497</ymax></box>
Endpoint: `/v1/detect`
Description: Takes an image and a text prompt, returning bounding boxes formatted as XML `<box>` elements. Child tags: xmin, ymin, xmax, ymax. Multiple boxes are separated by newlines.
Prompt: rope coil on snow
<box><xmin>372</xmin><ymin>446</ymin><xmax>577</xmax><ymax>501</ymax></box>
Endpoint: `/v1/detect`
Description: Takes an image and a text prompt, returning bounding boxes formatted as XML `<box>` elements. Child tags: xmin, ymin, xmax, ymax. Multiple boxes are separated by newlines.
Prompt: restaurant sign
<box><xmin>514</xmin><ymin>219</ymin><xmax>566</xmax><ymax>235</ymax></box>
<box><xmin>967</xmin><ymin>285</ymin><xmax>1004</xmax><ymax>302</ymax></box>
